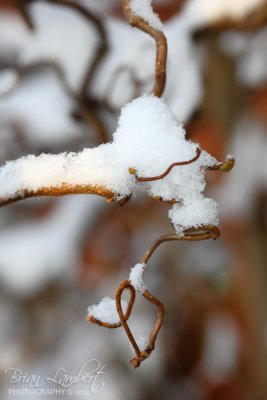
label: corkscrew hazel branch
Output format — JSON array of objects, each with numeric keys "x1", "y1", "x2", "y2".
[{"x1": 86, "y1": 225, "x2": 220, "y2": 368}]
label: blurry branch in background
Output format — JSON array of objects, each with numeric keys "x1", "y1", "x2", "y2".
[
  {"x1": 103, "y1": 65, "x2": 153, "y2": 112},
  {"x1": 195, "y1": 0, "x2": 267, "y2": 37},
  {"x1": 15, "y1": 0, "x2": 35, "y2": 30},
  {"x1": 14, "y1": 0, "x2": 109, "y2": 143},
  {"x1": 121, "y1": 0, "x2": 167, "y2": 97}
]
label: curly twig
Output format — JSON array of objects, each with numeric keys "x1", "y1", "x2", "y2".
[
  {"x1": 129, "y1": 147, "x2": 201, "y2": 182},
  {"x1": 141, "y1": 225, "x2": 220, "y2": 264},
  {"x1": 129, "y1": 288, "x2": 164, "y2": 368},
  {"x1": 121, "y1": 0, "x2": 167, "y2": 97},
  {"x1": 95, "y1": 225, "x2": 220, "y2": 369},
  {"x1": 115, "y1": 279, "x2": 164, "y2": 368}
]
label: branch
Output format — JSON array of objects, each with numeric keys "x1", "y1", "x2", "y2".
[
  {"x1": 0, "y1": 184, "x2": 116, "y2": 208},
  {"x1": 121, "y1": 0, "x2": 167, "y2": 97}
]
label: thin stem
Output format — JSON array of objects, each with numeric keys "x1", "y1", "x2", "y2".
[
  {"x1": 130, "y1": 289, "x2": 164, "y2": 368},
  {"x1": 129, "y1": 147, "x2": 201, "y2": 182},
  {"x1": 141, "y1": 225, "x2": 220, "y2": 264},
  {"x1": 115, "y1": 280, "x2": 165, "y2": 369},
  {"x1": 121, "y1": 0, "x2": 167, "y2": 97},
  {"x1": 116, "y1": 280, "x2": 142, "y2": 357}
]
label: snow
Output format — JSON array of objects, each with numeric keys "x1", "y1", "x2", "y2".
[
  {"x1": 129, "y1": 263, "x2": 147, "y2": 293},
  {"x1": 0, "y1": 95, "x2": 218, "y2": 233},
  {"x1": 169, "y1": 198, "x2": 219, "y2": 236},
  {"x1": 129, "y1": 0, "x2": 163, "y2": 30},
  {"x1": 0, "y1": 69, "x2": 18, "y2": 97},
  {"x1": 87, "y1": 296, "x2": 128, "y2": 324},
  {"x1": 130, "y1": 334, "x2": 149, "y2": 354},
  {"x1": 0, "y1": 72, "x2": 82, "y2": 146}
]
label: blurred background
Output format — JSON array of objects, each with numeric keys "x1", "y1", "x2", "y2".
[{"x1": 0, "y1": 0, "x2": 267, "y2": 399}]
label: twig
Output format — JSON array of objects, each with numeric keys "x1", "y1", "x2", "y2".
[
  {"x1": 115, "y1": 279, "x2": 165, "y2": 368},
  {"x1": 130, "y1": 288, "x2": 164, "y2": 368},
  {"x1": 141, "y1": 225, "x2": 220, "y2": 264},
  {"x1": 129, "y1": 147, "x2": 201, "y2": 182},
  {"x1": 121, "y1": 0, "x2": 167, "y2": 97}
]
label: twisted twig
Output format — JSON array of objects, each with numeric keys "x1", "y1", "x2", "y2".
[
  {"x1": 121, "y1": 0, "x2": 167, "y2": 97},
  {"x1": 141, "y1": 225, "x2": 220, "y2": 264},
  {"x1": 129, "y1": 147, "x2": 201, "y2": 182},
  {"x1": 87, "y1": 224, "x2": 220, "y2": 368},
  {"x1": 115, "y1": 279, "x2": 165, "y2": 368}
]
